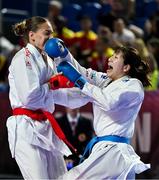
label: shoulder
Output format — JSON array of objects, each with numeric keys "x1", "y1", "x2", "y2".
[
  {"x1": 125, "y1": 78, "x2": 143, "y2": 89},
  {"x1": 75, "y1": 31, "x2": 84, "y2": 38},
  {"x1": 62, "y1": 27, "x2": 75, "y2": 38},
  {"x1": 122, "y1": 78, "x2": 144, "y2": 100},
  {"x1": 11, "y1": 48, "x2": 25, "y2": 65},
  {"x1": 88, "y1": 31, "x2": 98, "y2": 40},
  {"x1": 121, "y1": 77, "x2": 143, "y2": 89},
  {"x1": 123, "y1": 29, "x2": 135, "y2": 39}
]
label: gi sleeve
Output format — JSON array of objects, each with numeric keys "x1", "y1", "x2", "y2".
[
  {"x1": 54, "y1": 52, "x2": 111, "y2": 87},
  {"x1": 52, "y1": 88, "x2": 92, "y2": 109},
  {"x1": 81, "y1": 80, "x2": 144, "y2": 112}
]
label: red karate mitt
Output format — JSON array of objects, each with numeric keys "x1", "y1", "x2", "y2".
[{"x1": 49, "y1": 74, "x2": 74, "y2": 90}]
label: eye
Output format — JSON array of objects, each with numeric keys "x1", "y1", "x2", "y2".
[{"x1": 45, "y1": 30, "x2": 53, "y2": 36}]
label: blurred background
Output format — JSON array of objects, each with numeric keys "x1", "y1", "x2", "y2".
[{"x1": 1, "y1": 0, "x2": 159, "y2": 179}]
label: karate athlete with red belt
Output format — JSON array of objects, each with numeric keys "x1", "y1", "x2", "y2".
[
  {"x1": 6, "y1": 17, "x2": 90, "y2": 179},
  {"x1": 44, "y1": 38, "x2": 151, "y2": 180}
]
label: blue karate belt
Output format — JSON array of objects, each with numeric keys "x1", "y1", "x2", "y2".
[{"x1": 79, "y1": 135, "x2": 130, "y2": 164}]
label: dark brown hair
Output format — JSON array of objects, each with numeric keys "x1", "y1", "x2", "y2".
[
  {"x1": 12, "y1": 16, "x2": 48, "y2": 43},
  {"x1": 115, "y1": 46, "x2": 151, "y2": 87}
]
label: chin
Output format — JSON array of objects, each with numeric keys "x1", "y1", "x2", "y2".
[
  {"x1": 106, "y1": 71, "x2": 111, "y2": 77},
  {"x1": 107, "y1": 73, "x2": 114, "y2": 80}
]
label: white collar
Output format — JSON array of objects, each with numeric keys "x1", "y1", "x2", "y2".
[
  {"x1": 67, "y1": 113, "x2": 80, "y2": 123},
  {"x1": 26, "y1": 43, "x2": 42, "y2": 60}
]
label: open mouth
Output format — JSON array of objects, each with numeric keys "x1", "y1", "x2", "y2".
[{"x1": 107, "y1": 65, "x2": 113, "y2": 70}]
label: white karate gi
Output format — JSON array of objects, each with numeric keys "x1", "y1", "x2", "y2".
[
  {"x1": 7, "y1": 44, "x2": 90, "y2": 179},
  {"x1": 55, "y1": 53, "x2": 150, "y2": 180}
]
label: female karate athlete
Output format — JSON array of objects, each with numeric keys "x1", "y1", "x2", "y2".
[
  {"x1": 44, "y1": 38, "x2": 151, "y2": 179},
  {"x1": 6, "y1": 17, "x2": 90, "y2": 179}
]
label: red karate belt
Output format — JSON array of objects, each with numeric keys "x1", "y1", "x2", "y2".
[{"x1": 13, "y1": 108, "x2": 77, "y2": 153}]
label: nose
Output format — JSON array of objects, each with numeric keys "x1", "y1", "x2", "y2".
[{"x1": 108, "y1": 56, "x2": 112, "y2": 62}]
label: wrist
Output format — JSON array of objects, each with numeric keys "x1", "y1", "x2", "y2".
[
  {"x1": 75, "y1": 76, "x2": 87, "y2": 89},
  {"x1": 60, "y1": 48, "x2": 68, "y2": 58}
]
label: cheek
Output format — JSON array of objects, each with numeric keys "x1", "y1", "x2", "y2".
[
  {"x1": 114, "y1": 64, "x2": 124, "y2": 73},
  {"x1": 37, "y1": 36, "x2": 46, "y2": 45},
  {"x1": 34, "y1": 34, "x2": 42, "y2": 42}
]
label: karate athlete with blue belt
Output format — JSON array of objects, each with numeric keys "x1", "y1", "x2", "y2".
[{"x1": 44, "y1": 38, "x2": 151, "y2": 180}]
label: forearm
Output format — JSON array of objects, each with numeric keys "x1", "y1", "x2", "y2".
[
  {"x1": 53, "y1": 88, "x2": 91, "y2": 109},
  {"x1": 45, "y1": 38, "x2": 110, "y2": 87}
]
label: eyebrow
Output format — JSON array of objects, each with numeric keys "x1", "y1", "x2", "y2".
[{"x1": 45, "y1": 29, "x2": 53, "y2": 33}]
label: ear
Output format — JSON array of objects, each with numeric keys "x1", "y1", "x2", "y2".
[
  {"x1": 29, "y1": 31, "x2": 35, "y2": 42},
  {"x1": 123, "y1": 64, "x2": 131, "y2": 73}
]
